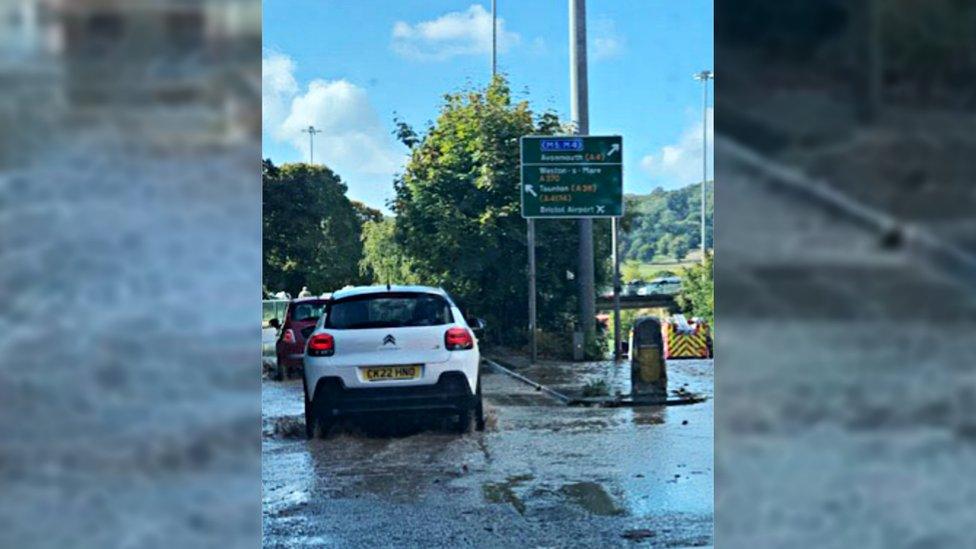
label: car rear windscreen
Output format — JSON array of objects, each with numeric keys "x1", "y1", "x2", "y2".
[
  {"x1": 325, "y1": 293, "x2": 453, "y2": 329},
  {"x1": 291, "y1": 301, "x2": 328, "y2": 322}
]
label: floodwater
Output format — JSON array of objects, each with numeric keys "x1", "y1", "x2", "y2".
[{"x1": 262, "y1": 359, "x2": 713, "y2": 547}]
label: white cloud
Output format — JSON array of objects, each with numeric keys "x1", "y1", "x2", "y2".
[
  {"x1": 640, "y1": 107, "x2": 714, "y2": 187},
  {"x1": 262, "y1": 51, "x2": 298, "y2": 132},
  {"x1": 278, "y1": 79, "x2": 400, "y2": 177},
  {"x1": 391, "y1": 4, "x2": 521, "y2": 61},
  {"x1": 590, "y1": 17, "x2": 624, "y2": 60},
  {"x1": 262, "y1": 51, "x2": 403, "y2": 207}
]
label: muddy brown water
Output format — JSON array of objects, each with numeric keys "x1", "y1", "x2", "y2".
[{"x1": 262, "y1": 360, "x2": 713, "y2": 547}]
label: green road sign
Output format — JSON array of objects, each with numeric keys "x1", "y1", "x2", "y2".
[{"x1": 520, "y1": 135, "x2": 623, "y2": 218}]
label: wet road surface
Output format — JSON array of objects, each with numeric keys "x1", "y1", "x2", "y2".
[{"x1": 262, "y1": 359, "x2": 713, "y2": 547}]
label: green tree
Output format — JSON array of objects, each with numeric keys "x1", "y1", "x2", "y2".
[
  {"x1": 390, "y1": 76, "x2": 610, "y2": 346},
  {"x1": 360, "y1": 217, "x2": 420, "y2": 285},
  {"x1": 263, "y1": 160, "x2": 367, "y2": 295},
  {"x1": 620, "y1": 180, "x2": 713, "y2": 262},
  {"x1": 351, "y1": 200, "x2": 383, "y2": 226},
  {"x1": 677, "y1": 252, "x2": 714, "y2": 325},
  {"x1": 620, "y1": 260, "x2": 643, "y2": 283}
]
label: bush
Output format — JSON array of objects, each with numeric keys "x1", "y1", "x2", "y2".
[{"x1": 677, "y1": 252, "x2": 714, "y2": 326}]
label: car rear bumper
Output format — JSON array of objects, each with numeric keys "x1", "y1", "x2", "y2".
[
  {"x1": 311, "y1": 372, "x2": 476, "y2": 415},
  {"x1": 278, "y1": 353, "x2": 305, "y2": 367},
  {"x1": 304, "y1": 349, "x2": 480, "y2": 393}
]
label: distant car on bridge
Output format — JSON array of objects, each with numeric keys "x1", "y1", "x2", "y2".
[
  {"x1": 622, "y1": 281, "x2": 647, "y2": 296},
  {"x1": 639, "y1": 276, "x2": 682, "y2": 296}
]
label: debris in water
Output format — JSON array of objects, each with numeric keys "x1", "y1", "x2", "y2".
[
  {"x1": 621, "y1": 529, "x2": 656, "y2": 541},
  {"x1": 560, "y1": 482, "x2": 624, "y2": 516},
  {"x1": 263, "y1": 415, "x2": 306, "y2": 439}
]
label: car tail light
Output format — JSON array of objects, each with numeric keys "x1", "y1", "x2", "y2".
[
  {"x1": 282, "y1": 329, "x2": 295, "y2": 344},
  {"x1": 445, "y1": 327, "x2": 474, "y2": 351},
  {"x1": 307, "y1": 333, "x2": 335, "y2": 357}
]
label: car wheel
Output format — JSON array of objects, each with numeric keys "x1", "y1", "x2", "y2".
[
  {"x1": 456, "y1": 408, "x2": 472, "y2": 434},
  {"x1": 274, "y1": 358, "x2": 286, "y2": 381},
  {"x1": 311, "y1": 414, "x2": 331, "y2": 439},
  {"x1": 308, "y1": 387, "x2": 334, "y2": 439},
  {"x1": 303, "y1": 378, "x2": 314, "y2": 439},
  {"x1": 474, "y1": 378, "x2": 485, "y2": 432}
]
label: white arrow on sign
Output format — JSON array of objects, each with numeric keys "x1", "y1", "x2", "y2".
[
  {"x1": 525, "y1": 184, "x2": 537, "y2": 197},
  {"x1": 606, "y1": 143, "x2": 620, "y2": 158}
]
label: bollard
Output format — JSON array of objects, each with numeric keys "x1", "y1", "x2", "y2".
[{"x1": 629, "y1": 317, "x2": 667, "y2": 397}]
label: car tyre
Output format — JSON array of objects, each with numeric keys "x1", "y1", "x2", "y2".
[
  {"x1": 456, "y1": 408, "x2": 472, "y2": 434},
  {"x1": 305, "y1": 381, "x2": 334, "y2": 439},
  {"x1": 474, "y1": 377, "x2": 485, "y2": 432},
  {"x1": 311, "y1": 413, "x2": 332, "y2": 439},
  {"x1": 303, "y1": 378, "x2": 314, "y2": 439}
]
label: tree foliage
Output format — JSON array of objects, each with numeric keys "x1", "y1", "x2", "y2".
[
  {"x1": 360, "y1": 217, "x2": 420, "y2": 286},
  {"x1": 620, "y1": 181, "x2": 713, "y2": 263},
  {"x1": 677, "y1": 252, "x2": 714, "y2": 325},
  {"x1": 389, "y1": 76, "x2": 610, "y2": 344},
  {"x1": 263, "y1": 160, "x2": 368, "y2": 295},
  {"x1": 351, "y1": 200, "x2": 383, "y2": 226}
]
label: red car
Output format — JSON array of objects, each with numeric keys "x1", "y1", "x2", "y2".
[{"x1": 270, "y1": 297, "x2": 329, "y2": 380}]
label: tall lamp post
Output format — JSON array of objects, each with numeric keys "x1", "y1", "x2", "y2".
[
  {"x1": 692, "y1": 70, "x2": 713, "y2": 264},
  {"x1": 302, "y1": 125, "x2": 321, "y2": 165},
  {"x1": 491, "y1": 0, "x2": 497, "y2": 76}
]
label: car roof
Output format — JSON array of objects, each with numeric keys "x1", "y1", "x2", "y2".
[
  {"x1": 292, "y1": 296, "x2": 330, "y2": 303},
  {"x1": 330, "y1": 285, "x2": 451, "y2": 301}
]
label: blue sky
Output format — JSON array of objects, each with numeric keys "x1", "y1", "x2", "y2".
[{"x1": 263, "y1": 0, "x2": 713, "y2": 212}]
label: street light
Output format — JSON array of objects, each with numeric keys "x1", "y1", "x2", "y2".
[
  {"x1": 302, "y1": 125, "x2": 321, "y2": 165},
  {"x1": 491, "y1": 0, "x2": 497, "y2": 77},
  {"x1": 693, "y1": 70, "x2": 713, "y2": 264}
]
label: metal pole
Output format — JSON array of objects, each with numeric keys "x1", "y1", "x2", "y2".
[
  {"x1": 612, "y1": 216, "x2": 621, "y2": 361},
  {"x1": 302, "y1": 125, "x2": 320, "y2": 165},
  {"x1": 528, "y1": 219, "x2": 537, "y2": 363},
  {"x1": 693, "y1": 70, "x2": 712, "y2": 264},
  {"x1": 701, "y1": 79, "x2": 707, "y2": 264},
  {"x1": 491, "y1": 0, "x2": 497, "y2": 77},
  {"x1": 569, "y1": 0, "x2": 595, "y2": 348}
]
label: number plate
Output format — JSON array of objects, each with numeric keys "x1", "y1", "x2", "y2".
[{"x1": 361, "y1": 365, "x2": 421, "y2": 381}]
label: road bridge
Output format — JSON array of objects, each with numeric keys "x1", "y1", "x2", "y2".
[{"x1": 596, "y1": 293, "x2": 680, "y2": 312}]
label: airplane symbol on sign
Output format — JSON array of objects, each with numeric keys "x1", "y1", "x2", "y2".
[{"x1": 596, "y1": 205, "x2": 606, "y2": 213}]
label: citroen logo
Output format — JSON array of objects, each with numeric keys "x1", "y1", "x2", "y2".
[{"x1": 383, "y1": 334, "x2": 396, "y2": 346}]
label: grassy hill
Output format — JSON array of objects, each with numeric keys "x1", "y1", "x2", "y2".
[{"x1": 621, "y1": 181, "x2": 713, "y2": 262}]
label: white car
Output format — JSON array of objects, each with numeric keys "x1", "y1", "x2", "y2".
[
  {"x1": 639, "y1": 276, "x2": 682, "y2": 296},
  {"x1": 302, "y1": 285, "x2": 485, "y2": 438}
]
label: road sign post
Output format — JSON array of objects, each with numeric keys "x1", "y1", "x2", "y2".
[
  {"x1": 612, "y1": 216, "x2": 621, "y2": 361},
  {"x1": 527, "y1": 218, "x2": 537, "y2": 363}
]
